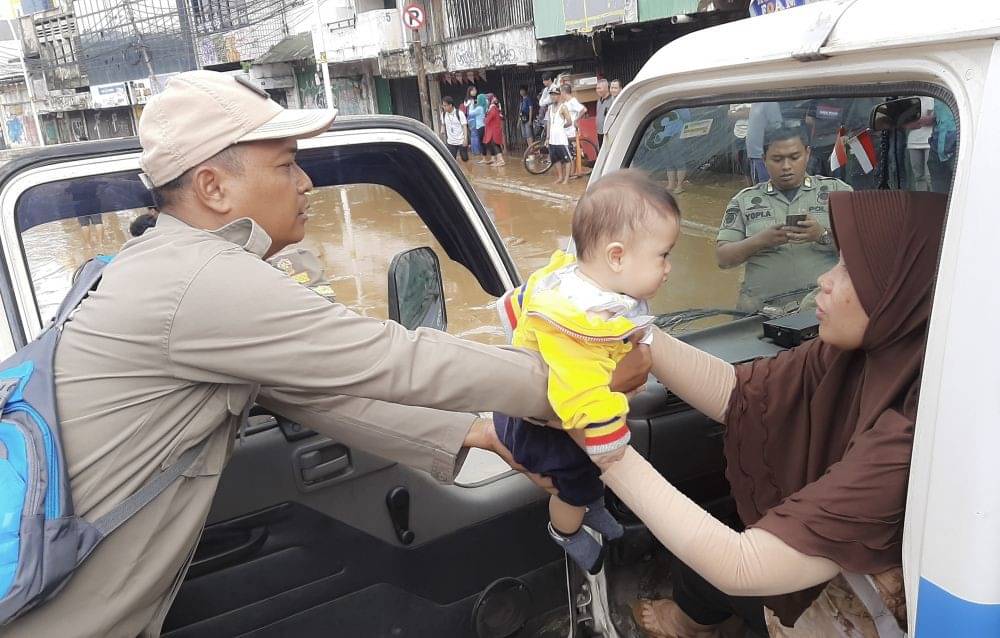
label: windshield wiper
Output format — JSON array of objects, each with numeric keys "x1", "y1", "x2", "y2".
[
  {"x1": 653, "y1": 308, "x2": 754, "y2": 333},
  {"x1": 654, "y1": 286, "x2": 820, "y2": 334}
]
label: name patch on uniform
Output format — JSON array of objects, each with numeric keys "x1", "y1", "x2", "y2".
[{"x1": 746, "y1": 209, "x2": 773, "y2": 221}]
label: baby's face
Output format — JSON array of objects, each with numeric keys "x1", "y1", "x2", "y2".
[{"x1": 617, "y1": 213, "x2": 679, "y2": 301}]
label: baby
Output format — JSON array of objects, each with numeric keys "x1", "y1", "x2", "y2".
[{"x1": 495, "y1": 170, "x2": 680, "y2": 574}]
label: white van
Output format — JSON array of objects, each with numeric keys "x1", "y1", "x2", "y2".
[{"x1": 0, "y1": 0, "x2": 993, "y2": 635}]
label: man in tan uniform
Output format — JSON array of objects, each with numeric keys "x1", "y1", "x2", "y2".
[
  {"x1": 716, "y1": 126, "x2": 852, "y2": 312},
  {"x1": 7, "y1": 71, "x2": 647, "y2": 636}
]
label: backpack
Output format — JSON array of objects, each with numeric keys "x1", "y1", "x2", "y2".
[{"x1": 0, "y1": 257, "x2": 206, "y2": 624}]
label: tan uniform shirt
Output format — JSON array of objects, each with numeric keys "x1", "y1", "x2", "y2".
[
  {"x1": 6, "y1": 214, "x2": 551, "y2": 637},
  {"x1": 717, "y1": 176, "x2": 852, "y2": 311}
]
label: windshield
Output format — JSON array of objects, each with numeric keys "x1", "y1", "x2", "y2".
[{"x1": 627, "y1": 94, "x2": 955, "y2": 334}]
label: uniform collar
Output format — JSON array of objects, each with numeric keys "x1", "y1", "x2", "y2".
[
  {"x1": 156, "y1": 214, "x2": 273, "y2": 258},
  {"x1": 765, "y1": 175, "x2": 814, "y2": 196}
]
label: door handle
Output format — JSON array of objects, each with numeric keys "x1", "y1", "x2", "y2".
[
  {"x1": 300, "y1": 451, "x2": 350, "y2": 483},
  {"x1": 294, "y1": 442, "x2": 353, "y2": 491}
]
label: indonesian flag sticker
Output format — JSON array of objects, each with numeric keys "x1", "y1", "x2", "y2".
[
  {"x1": 848, "y1": 129, "x2": 878, "y2": 174},
  {"x1": 829, "y1": 126, "x2": 848, "y2": 172}
]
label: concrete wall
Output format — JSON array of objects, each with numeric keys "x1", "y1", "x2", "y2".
[
  {"x1": 250, "y1": 63, "x2": 301, "y2": 108},
  {"x1": 0, "y1": 82, "x2": 39, "y2": 147},
  {"x1": 327, "y1": 9, "x2": 404, "y2": 63},
  {"x1": 197, "y1": 15, "x2": 286, "y2": 67},
  {"x1": 446, "y1": 25, "x2": 537, "y2": 71}
]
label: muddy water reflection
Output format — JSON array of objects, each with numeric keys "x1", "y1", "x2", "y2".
[
  {"x1": 297, "y1": 182, "x2": 742, "y2": 344},
  {"x1": 22, "y1": 179, "x2": 742, "y2": 344}
]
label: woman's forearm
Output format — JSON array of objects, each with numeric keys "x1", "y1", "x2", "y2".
[
  {"x1": 648, "y1": 329, "x2": 736, "y2": 423},
  {"x1": 602, "y1": 448, "x2": 839, "y2": 596}
]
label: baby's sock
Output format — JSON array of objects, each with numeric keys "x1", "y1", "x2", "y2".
[
  {"x1": 583, "y1": 499, "x2": 624, "y2": 540},
  {"x1": 548, "y1": 523, "x2": 607, "y2": 575}
]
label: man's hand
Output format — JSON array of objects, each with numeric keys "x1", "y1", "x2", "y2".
[
  {"x1": 464, "y1": 416, "x2": 557, "y2": 495},
  {"x1": 611, "y1": 342, "x2": 651, "y2": 395},
  {"x1": 786, "y1": 215, "x2": 825, "y2": 243},
  {"x1": 754, "y1": 224, "x2": 791, "y2": 250}
]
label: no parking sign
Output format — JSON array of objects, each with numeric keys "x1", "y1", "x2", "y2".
[{"x1": 402, "y1": 4, "x2": 425, "y2": 30}]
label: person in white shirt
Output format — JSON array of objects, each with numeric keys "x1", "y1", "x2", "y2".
[
  {"x1": 537, "y1": 73, "x2": 557, "y2": 141},
  {"x1": 546, "y1": 86, "x2": 573, "y2": 185},
  {"x1": 439, "y1": 96, "x2": 469, "y2": 163},
  {"x1": 561, "y1": 83, "x2": 588, "y2": 177}
]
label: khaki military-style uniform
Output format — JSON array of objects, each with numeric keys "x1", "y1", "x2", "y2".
[
  {"x1": 7, "y1": 214, "x2": 552, "y2": 637},
  {"x1": 717, "y1": 175, "x2": 853, "y2": 311},
  {"x1": 268, "y1": 246, "x2": 337, "y2": 302}
]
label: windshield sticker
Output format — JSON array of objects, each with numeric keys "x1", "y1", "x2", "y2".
[{"x1": 680, "y1": 119, "x2": 714, "y2": 139}]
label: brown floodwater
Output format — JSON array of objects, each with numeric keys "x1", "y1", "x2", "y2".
[{"x1": 22, "y1": 165, "x2": 745, "y2": 343}]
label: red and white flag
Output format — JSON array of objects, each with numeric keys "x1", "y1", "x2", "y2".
[
  {"x1": 829, "y1": 127, "x2": 848, "y2": 172},
  {"x1": 847, "y1": 129, "x2": 877, "y2": 174}
]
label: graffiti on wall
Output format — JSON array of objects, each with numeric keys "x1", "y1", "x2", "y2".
[
  {"x1": 198, "y1": 18, "x2": 283, "y2": 67},
  {"x1": 446, "y1": 26, "x2": 536, "y2": 71},
  {"x1": 294, "y1": 64, "x2": 326, "y2": 109},
  {"x1": 331, "y1": 77, "x2": 369, "y2": 115},
  {"x1": 4, "y1": 109, "x2": 39, "y2": 147}
]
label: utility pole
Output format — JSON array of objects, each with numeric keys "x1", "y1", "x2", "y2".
[
  {"x1": 411, "y1": 27, "x2": 430, "y2": 127},
  {"x1": 121, "y1": 0, "x2": 161, "y2": 93},
  {"x1": 311, "y1": 0, "x2": 334, "y2": 110},
  {"x1": 10, "y1": 15, "x2": 45, "y2": 146}
]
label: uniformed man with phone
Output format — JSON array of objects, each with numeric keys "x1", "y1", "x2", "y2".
[{"x1": 715, "y1": 126, "x2": 853, "y2": 312}]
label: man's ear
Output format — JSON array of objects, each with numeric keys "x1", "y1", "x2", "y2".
[
  {"x1": 189, "y1": 165, "x2": 232, "y2": 215},
  {"x1": 606, "y1": 242, "x2": 626, "y2": 272}
]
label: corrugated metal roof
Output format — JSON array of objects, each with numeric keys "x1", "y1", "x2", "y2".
[{"x1": 255, "y1": 32, "x2": 315, "y2": 65}]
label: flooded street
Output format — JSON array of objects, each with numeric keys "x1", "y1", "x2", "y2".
[{"x1": 23, "y1": 158, "x2": 744, "y2": 343}]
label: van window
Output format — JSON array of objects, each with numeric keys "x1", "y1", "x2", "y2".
[
  {"x1": 16, "y1": 177, "x2": 497, "y2": 342},
  {"x1": 628, "y1": 94, "x2": 955, "y2": 331}
]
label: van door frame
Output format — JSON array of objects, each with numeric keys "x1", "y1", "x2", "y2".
[{"x1": 597, "y1": 40, "x2": 990, "y2": 631}]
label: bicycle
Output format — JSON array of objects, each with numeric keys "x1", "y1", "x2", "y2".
[{"x1": 522, "y1": 136, "x2": 600, "y2": 176}]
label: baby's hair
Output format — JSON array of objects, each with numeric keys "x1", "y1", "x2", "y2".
[{"x1": 572, "y1": 170, "x2": 681, "y2": 261}]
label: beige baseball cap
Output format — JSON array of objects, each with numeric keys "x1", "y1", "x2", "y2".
[{"x1": 138, "y1": 70, "x2": 337, "y2": 187}]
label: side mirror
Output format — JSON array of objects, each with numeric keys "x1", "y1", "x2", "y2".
[
  {"x1": 870, "y1": 97, "x2": 923, "y2": 132},
  {"x1": 388, "y1": 247, "x2": 448, "y2": 332}
]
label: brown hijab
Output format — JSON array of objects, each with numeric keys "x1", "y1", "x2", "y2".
[{"x1": 723, "y1": 191, "x2": 947, "y2": 621}]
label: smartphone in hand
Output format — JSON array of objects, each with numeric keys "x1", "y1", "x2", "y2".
[{"x1": 785, "y1": 214, "x2": 807, "y2": 227}]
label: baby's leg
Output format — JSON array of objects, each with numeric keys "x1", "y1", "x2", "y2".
[
  {"x1": 548, "y1": 494, "x2": 607, "y2": 575},
  {"x1": 550, "y1": 493, "x2": 585, "y2": 536}
]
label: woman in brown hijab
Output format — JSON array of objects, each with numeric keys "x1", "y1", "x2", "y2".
[{"x1": 599, "y1": 190, "x2": 948, "y2": 637}]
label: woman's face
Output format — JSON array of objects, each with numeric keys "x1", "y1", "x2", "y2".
[{"x1": 815, "y1": 257, "x2": 870, "y2": 349}]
